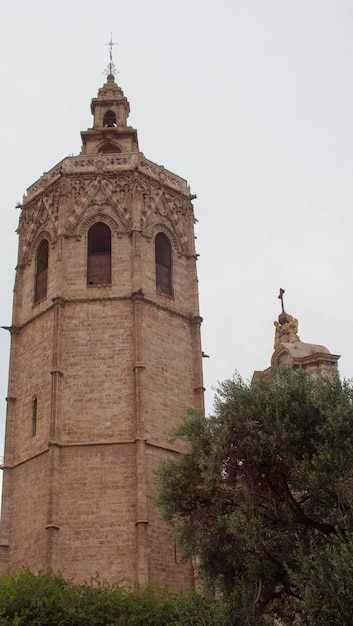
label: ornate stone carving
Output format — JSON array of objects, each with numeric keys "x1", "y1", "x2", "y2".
[
  {"x1": 17, "y1": 185, "x2": 60, "y2": 265},
  {"x1": 66, "y1": 179, "x2": 130, "y2": 235},
  {"x1": 149, "y1": 223, "x2": 181, "y2": 253},
  {"x1": 17, "y1": 161, "x2": 193, "y2": 267},
  {"x1": 142, "y1": 189, "x2": 192, "y2": 254},
  {"x1": 103, "y1": 174, "x2": 135, "y2": 227},
  {"x1": 274, "y1": 314, "x2": 300, "y2": 349}
]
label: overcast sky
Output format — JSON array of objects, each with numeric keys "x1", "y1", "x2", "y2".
[{"x1": 1, "y1": 0, "x2": 353, "y2": 463}]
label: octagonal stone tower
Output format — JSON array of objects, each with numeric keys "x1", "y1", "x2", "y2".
[{"x1": 0, "y1": 73, "x2": 204, "y2": 590}]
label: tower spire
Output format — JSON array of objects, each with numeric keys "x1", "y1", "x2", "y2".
[
  {"x1": 81, "y1": 42, "x2": 139, "y2": 155},
  {"x1": 104, "y1": 34, "x2": 118, "y2": 77}
]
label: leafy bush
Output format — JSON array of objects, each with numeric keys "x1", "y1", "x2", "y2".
[{"x1": 0, "y1": 570, "x2": 227, "y2": 625}]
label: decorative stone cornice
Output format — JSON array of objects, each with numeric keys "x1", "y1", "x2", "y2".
[
  {"x1": 23, "y1": 154, "x2": 190, "y2": 205},
  {"x1": 7, "y1": 294, "x2": 200, "y2": 334}
]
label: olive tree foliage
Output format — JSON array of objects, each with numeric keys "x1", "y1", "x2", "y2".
[{"x1": 156, "y1": 365, "x2": 353, "y2": 624}]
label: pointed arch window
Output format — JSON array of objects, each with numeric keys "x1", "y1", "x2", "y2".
[
  {"x1": 35, "y1": 239, "x2": 49, "y2": 303},
  {"x1": 87, "y1": 222, "x2": 112, "y2": 285},
  {"x1": 155, "y1": 233, "x2": 172, "y2": 295}
]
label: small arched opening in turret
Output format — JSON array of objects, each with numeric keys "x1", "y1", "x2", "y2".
[
  {"x1": 87, "y1": 222, "x2": 112, "y2": 285},
  {"x1": 103, "y1": 110, "x2": 117, "y2": 127},
  {"x1": 97, "y1": 142, "x2": 122, "y2": 154},
  {"x1": 155, "y1": 233, "x2": 172, "y2": 296},
  {"x1": 34, "y1": 239, "x2": 49, "y2": 303}
]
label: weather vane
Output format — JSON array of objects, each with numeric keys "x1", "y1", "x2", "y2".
[{"x1": 104, "y1": 34, "x2": 118, "y2": 77}]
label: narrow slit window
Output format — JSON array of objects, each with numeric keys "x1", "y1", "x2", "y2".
[
  {"x1": 87, "y1": 222, "x2": 112, "y2": 285},
  {"x1": 174, "y1": 537, "x2": 177, "y2": 564},
  {"x1": 35, "y1": 240, "x2": 49, "y2": 303},
  {"x1": 155, "y1": 233, "x2": 172, "y2": 295},
  {"x1": 32, "y1": 397, "x2": 37, "y2": 437}
]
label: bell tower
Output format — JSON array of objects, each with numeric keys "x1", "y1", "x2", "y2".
[{"x1": 0, "y1": 61, "x2": 204, "y2": 589}]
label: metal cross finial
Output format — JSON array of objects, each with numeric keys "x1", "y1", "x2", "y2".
[
  {"x1": 278, "y1": 288, "x2": 285, "y2": 313},
  {"x1": 104, "y1": 34, "x2": 118, "y2": 76}
]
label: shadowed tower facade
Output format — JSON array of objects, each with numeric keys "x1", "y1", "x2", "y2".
[{"x1": 0, "y1": 68, "x2": 204, "y2": 589}]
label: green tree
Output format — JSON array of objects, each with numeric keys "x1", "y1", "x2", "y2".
[{"x1": 156, "y1": 365, "x2": 353, "y2": 624}]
